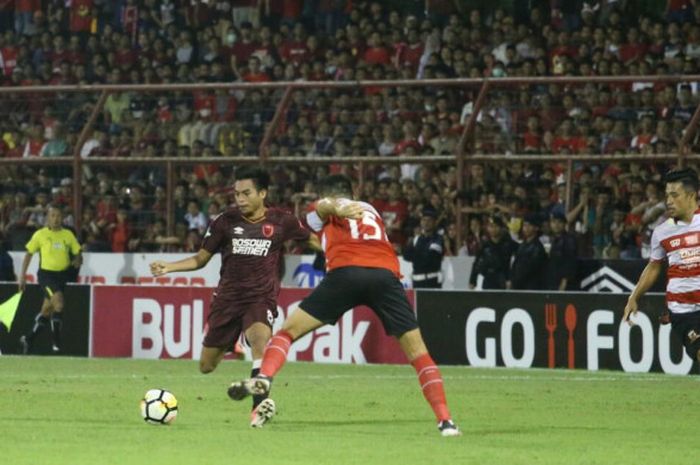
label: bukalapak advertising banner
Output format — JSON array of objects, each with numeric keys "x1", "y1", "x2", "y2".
[
  {"x1": 91, "y1": 286, "x2": 409, "y2": 364},
  {"x1": 416, "y1": 291, "x2": 695, "y2": 375}
]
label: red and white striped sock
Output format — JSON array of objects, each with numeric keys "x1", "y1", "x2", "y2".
[
  {"x1": 411, "y1": 353, "x2": 451, "y2": 422},
  {"x1": 259, "y1": 330, "x2": 294, "y2": 378}
]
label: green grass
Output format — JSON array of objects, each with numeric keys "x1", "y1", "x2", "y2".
[{"x1": 0, "y1": 357, "x2": 697, "y2": 465}]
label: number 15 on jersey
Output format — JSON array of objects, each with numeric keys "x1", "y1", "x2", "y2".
[{"x1": 347, "y1": 211, "x2": 388, "y2": 241}]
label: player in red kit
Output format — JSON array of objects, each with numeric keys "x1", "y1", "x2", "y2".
[
  {"x1": 228, "y1": 175, "x2": 460, "y2": 437},
  {"x1": 150, "y1": 167, "x2": 318, "y2": 428}
]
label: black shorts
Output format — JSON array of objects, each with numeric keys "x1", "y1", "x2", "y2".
[
  {"x1": 37, "y1": 269, "x2": 69, "y2": 298},
  {"x1": 203, "y1": 297, "x2": 277, "y2": 350},
  {"x1": 300, "y1": 266, "x2": 418, "y2": 337},
  {"x1": 670, "y1": 311, "x2": 700, "y2": 360}
]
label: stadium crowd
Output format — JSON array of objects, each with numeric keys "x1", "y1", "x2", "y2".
[{"x1": 0, "y1": 0, "x2": 699, "y2": 271}]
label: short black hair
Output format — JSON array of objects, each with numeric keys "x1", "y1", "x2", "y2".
[
  {"x1": 318, "y1": 174, "x2": 353, "y2": 198},
  {"x1": 489, "y1": 214, "x2": 506, "y2": 228},
  {"x1": 664, "y1": 168, "x2": 699, "y2": 196},
  {"x1": 235, "y1": 166, "x2": 270, "y2": 191}
]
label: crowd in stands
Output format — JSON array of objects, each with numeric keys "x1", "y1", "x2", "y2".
[{"x1": 0, "y1": 0, "x2": 699, "y2": 268}]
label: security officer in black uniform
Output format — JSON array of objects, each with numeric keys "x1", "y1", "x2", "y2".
[
  {"x1": 546, "y1": 212, "x2": 578, "y2": 290},
  {"x1": 469, "y1": 214, "x2": 518, "y2": 290},
  {"x1": 403, "y1": 209, "x2": 444, "y2": 289},
  {"x1": 509, "y1": 213, "x2": 548, "y2": 290}
]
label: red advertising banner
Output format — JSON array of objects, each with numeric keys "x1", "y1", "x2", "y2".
[{"x1": 91, "y1": 286, "x2": 410, "y2": 364}]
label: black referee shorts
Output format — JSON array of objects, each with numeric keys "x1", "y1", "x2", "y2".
[
  {"x1": 37, "y1": 269, "x2": 69, "y2": 299},
  {"x1": 300, "y1": 266, "x2": 418, "y2": 337},
  {"x1": 670, "y1": 311, "x2": 700, "y2": 360}
]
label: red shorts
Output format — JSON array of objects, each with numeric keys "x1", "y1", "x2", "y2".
[{"x1": 202, "y1": 297, "x2": 277, "y2": 349}]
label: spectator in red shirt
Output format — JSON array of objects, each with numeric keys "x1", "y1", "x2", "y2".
[
  {"x1": 70, "y1": 0, "x2": 93, "y2": 34},
  {"x1": 362, "y1": 31, "x2": 390, "y2": 66},
  {"x1": 0, "y1": 37, "x2": 18, "y2": 76},
  {"x1": 549, "y1": 31, "x2": 577, "y2": 68},
  {"x1": 630, "y1": 115, "x2": 655, "y2": 151},
  {"x1": 22, "y1": 123, "x2": 43, "y2": 158},
  {"x1": 521, "y1": 115, "x2": 543, "y2": 153},
  {"x1": 537, "y1": 94, "x2": 566, "y2": 132},
  {"x1": 109, "y1": 208, "x2": 131, "y2": 252},
  {"x1": 394, "y1": 121, "x2": 421, "y2": 155},
  {"x1": 604, "y1": 120, "x2": 631, "y2": 153},
  {"x1": 551, "y1": 119, "x2": 586, "y2": 154},
  {"x1": 118, "y1": 0, "x2": 138, "y2": 40},
  {"x1": 619, "y1": 27, "x2": 648, "y2": 64},
  {"x1": 398, "y1": 28, "x2": 424, "y2": 71},
  {"x1": 381, "y1": 180, "x2": 409, "y2": 251},
  {"x1": 280, "y1": 22, "x2": 309, "y2": 66},
  {"x1": 230, "y1": 21, "x2": 258, "y2": 69},
  {"x1": 241, "y1": 56, "x2": 270, "y2": 82},
  {"x1": 249, "y1": 25, "x2": 277, "y2": 69}
]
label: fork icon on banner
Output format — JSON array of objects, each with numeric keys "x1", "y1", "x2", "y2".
[{"x1": 544, "y1": 303, "x2": 557, "y2": 368}]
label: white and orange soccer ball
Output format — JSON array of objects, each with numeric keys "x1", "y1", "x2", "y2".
[{"x1": 140, "y1": 389, "x2": 178, "y2": 425}]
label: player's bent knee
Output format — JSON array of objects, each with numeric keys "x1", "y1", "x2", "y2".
[
  {"x1": 281, "y1": 307, "x2": 322, "y2": 340},
  {"x1": 397, "y1": 328, "x2": 429, "y2": 361}
]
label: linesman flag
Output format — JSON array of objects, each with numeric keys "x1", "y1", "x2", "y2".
[{"x1": 0, "y1": 292, "x2": 22, "y2": 331}]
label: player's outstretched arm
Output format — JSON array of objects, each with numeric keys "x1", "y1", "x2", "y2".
[
  {"x1": 150, "y1": 249, "x2": 213, "y2": 276},
  {"x1": 316, "y1": 198, "x2": 364, "y2": 221},
  {"x1": 307, "y1": 234, "x2": 323, "y2": 252},
  {"x1": 623, "y1": 260, "x2": 662, "y2": 325}
]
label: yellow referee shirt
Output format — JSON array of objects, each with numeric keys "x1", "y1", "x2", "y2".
[{"x1": 25, "y1": 227, "x2": 81, "y2": 272}]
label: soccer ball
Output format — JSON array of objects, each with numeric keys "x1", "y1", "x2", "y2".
[{"x1": 140, "y1": 389, "x2": 178, "y2": 425}]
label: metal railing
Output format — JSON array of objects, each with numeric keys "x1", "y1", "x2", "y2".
[{"x1": 1, "y1": 75, "x2": 699, "y2": 246}]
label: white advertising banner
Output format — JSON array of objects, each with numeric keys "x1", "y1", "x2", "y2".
[{"x1": 9, "y1": 252, "x2": 473, "y2": 289}]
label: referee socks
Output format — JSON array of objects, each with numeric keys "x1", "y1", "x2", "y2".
[
  {"x1": 27, "y1": 314, "x2": 50, "y2": 343},
  {"x1": 51, "y1": 313, "x2": 63, "y2": 349}
]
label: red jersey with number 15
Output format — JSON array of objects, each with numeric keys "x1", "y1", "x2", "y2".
[{"x1": 307, "y1": 200, "x2": 400, "y2": 276}]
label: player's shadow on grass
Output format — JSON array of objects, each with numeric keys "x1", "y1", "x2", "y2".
[
  {"x1": 472, "y1": 425, "x2": 616, "y2": 436},
  {"x1": 2, "y1": 416, "x2": 142, "y2": 428},
  {"x1": 273, "y1": 419, "x2": 426, "y2": 428}
]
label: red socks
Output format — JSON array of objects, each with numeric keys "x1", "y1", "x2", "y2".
[
  {"x1": 260, "y1": 333, "x2": 451, "y2": 422},
  {"x1": 259, "y1": 330, "x2": 294, "y2": 378},
  {"x1": 411, "y1": 353, "x2": 451, "y2": 422}
]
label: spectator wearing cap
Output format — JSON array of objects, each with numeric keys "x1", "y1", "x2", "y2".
[
  {"x1": 403, "y1": 208, "x2": 444, "y2": 289},
  {"x1": 509, "y1": 214, "x2": 548, "y2": 290},
  {"x1": 546, "y1": 212, "x2": 578, "y2": 290},
  {"x1": 469, "y1": 214, "x2": 517, "y2": 290}
]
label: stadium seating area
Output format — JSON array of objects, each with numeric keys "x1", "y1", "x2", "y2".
[{"x1": 0, "y1": 1, "x2": 699, "y2": 262}]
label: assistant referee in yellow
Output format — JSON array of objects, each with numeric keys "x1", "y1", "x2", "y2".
[{"x1": 18, "y1": 205, "x2": 82, "y2": 354}]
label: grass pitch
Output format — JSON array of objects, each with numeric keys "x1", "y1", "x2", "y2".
[{"x1": 1, "y1": 357, "x2": 697, "y2": 465}]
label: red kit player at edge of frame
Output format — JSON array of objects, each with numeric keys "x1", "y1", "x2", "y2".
[
  {"x1": 150, "y1": 167, "x2": 321, "y2": 428},
  {"x1": 228, "y1": 174, "x2": 461, "y2": 437}
]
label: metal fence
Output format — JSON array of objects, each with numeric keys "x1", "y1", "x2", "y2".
[{"x1": 1, "y1": 76, "x2": 699, "y2": 247}]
